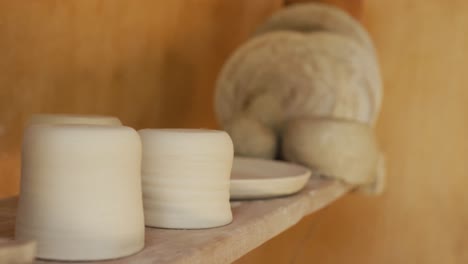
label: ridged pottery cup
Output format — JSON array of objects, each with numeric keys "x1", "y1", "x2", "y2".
[{"x1": 139, "y1": 129, "x2": 233, "y2": 229}]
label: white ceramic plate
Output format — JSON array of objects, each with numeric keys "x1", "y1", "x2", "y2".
[{"x1": 230, "y1": 157, "x2": 311, "y2": 200}]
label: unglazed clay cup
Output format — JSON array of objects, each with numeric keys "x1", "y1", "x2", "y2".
[
  {"x1": 15, "y1": 124, "x2": 144, "y2": 261},
  {"x1": 139, "y1": 129, "x2": 233, "y2": 229},
  {"x1": 28, "y1": 114, "x2": 122, "y2": 126}
]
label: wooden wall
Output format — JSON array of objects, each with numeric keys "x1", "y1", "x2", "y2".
[
  {"x1": 0, "y1": 0, "x2": 282, "y2": 198},
  {"x1": 1, "y1": 0, "x2": 467, "y2": 263},
  {"x1": 237, "y1": 0, "x2": 468, "y2": 263}
]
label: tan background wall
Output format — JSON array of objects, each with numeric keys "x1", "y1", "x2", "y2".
[
  {"x1": 1, "y1": 0, "x2": 467, "y2": 263},
  {"x1": 0, "y1": 0, "x2": 282, "y2": 198}
]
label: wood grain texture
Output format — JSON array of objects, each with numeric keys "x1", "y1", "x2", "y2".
[
  {"x1": 0, "y1": 238, "x2": 36, "y2": 264},
  {"x1": 0, "y1": 178, "x2": 350, "y2": 264},
  {"x1": 284, "y1": 0, "x2": 363, "y2": 20},
  {"x1": 0, "y1": 0, "x2": 282, "y2": 198},
  {"x1": 237, "y1": 0, "x2": 468, "y2": 263}
]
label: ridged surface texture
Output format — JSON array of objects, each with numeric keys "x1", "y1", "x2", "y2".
[{"x1": 140, "y1": 129, "x2": 234, "y2": 229}]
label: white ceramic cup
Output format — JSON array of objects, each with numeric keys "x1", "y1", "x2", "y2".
[
  {"x1": 28, "y1": 114, "x2": 122, "y2": 126},
  {"x1": 15, "y1": 124, "x2": 144, "y2": 261},
  {"x1": 139, "y1": 129, "x2": 233, "y2": 229}
]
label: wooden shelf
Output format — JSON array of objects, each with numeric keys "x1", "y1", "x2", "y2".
[{"x1": 0, "y1": 177, "x2": 350, "y2": 263}]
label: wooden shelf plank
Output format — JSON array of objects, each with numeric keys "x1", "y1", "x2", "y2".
[{"x1": 0, "y1": 177, "x2": 350, "y2": 263}]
